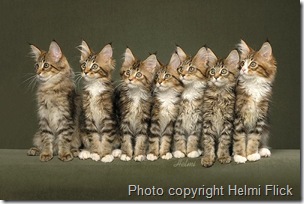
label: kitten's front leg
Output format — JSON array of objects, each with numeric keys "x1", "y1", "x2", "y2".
[
  {"x1": 159, "y1": 121, "x2": 174, "y2": 160},
  {"x1": 147, "y1": 118, "x2": 160, "y2": 161},
  {"x1": 99, "y1": 120, "x2": 117, "y2": 163},
  {"x1": 246, "y1": 119, "x2": 264, "y2": 162},
  {"x1": 217, "y1": 121, "x2": 232, "y2": 164},
  {"x1": 233, "y1": 117, "x2": 247, "y2": 164},
  {"x1": 134, "y1": 124, "x2": 148, "y2": 162},
  {"x1": 173, "y1": 119, "x2": 186, "y2": 158},
  {"x1": 56, "y1": 122, "x2": 76, "y2": 162},
  {"x1": 187, "y1": 122, "x2": 202, "y2": 158},
  {"x1": 35, "y1": 130, "x2": 54, "y2": 162},
  {"x1": 201, "y1": 121, "x2": 216, "y2": 167},
  {"x1": 120, "y1": 124, "x2": 133, "y2": 161}
]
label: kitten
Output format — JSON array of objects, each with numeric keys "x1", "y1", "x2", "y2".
[
  {"x1": 201, "y1": 49, "x2": 240, "y2": 167},
  {"x1": 233, "y1": 40, "x2": 277, "y2": 163},
  {"x1": 77, "y1": 40, "x2": 117, "y2": 162},
  {"x1": 147, "y1": 52, "x2": 183, "y2": 161},
  {"x1": 27, "y1": 41, "x2": 81, "y2": 162},
  {"x1": 173, "y1": 46, "x2": 217, "y2": 158},
  {"x1": 115, "y1": 48, "x2": 158, "y2": 161}
]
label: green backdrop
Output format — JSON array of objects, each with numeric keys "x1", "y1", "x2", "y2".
[{"x1": 0, "y1": 0, "x2": 300, "y2": 149}]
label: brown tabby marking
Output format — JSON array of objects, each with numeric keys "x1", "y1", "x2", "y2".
[
  {"x1": 233, "y1": 40, "x2": 277, "y2": 163},
  {"x1": 147, "y1": 53, "x2": 183, "y2": 161},
  {"x1": 201, "y1": 49, "x2": 239, "y2": 167},
  {"x1": 77, "y1": 40, "x2": 117, "y2": 162},
  {"x1": 27, "y1": 41, "x2": 81, "y2": 162},
  {"x1": 173, "y1": 46, "x2": 217, "y2": 158},
  {"x1": 115, "y1": 48, "x2": 158, "y2": 161}
]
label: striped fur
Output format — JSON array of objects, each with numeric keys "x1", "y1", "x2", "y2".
[
  {"x1": 78, "y1": 40, "x2": 118, "y2": 162},
  {"x1": 27, "y1": 41, "x2": 81, "y2": 162},
  {"x1": 201, "y1": 49, "x2": 239, "y2": 167},
  {"x1": 115, "y1": 48, "x2": 158, "y2": 161},
  {"x1": 233, "y1": 40, "x2": 277, "y2": 163},
  {"x1": 173, "y1": 46, "x2": 217, "y2": 158},
  {"x1": 147, "y1": 53, "x2": 183, "y2": 161}
]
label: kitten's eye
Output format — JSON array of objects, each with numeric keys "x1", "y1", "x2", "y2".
[
  {"x1": 164, "y1": 74, "x2": 171, "y2": 79},
  {"x1": 250, "y1": 61, "x2": 257, "y2": 68},
  {"x1": 136, "y1": 72, "x2": 142, "y2": 78},
  {"x1": 81, "y1": 63, "x2": 86, "y2": 69},
  {"x1": 91, "y1": 64, "x2": 99, "y2": 70},
  {"x1": 125, "y1": 70, "x2": 130, "y2": 76},
  {"x1": 210, "y1": 68, "x2": 216, "y2": 75},
  {"x1": 34, "y1": 63, "x2": 39, "y2": 70},
  {"x1": 43, "y1": 63, "x2": 50, "y2": 69},
  {"x1": 221, "y1": 69, "x2": 228, "y2": 75},
  {"x1": 188, "y1": 66, "x2": 195, "y2": 72},
  {"x1": 240, "y1": 61, "x2": 245, "y2": 67}
]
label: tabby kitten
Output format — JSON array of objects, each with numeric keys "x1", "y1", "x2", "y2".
[
  {"x1": 27, "y1": 41, "x2": 80, "y2": 162},
  {"x1": 173, "y1": 46, "x2": 217, "y2": 158},
  {"x1": 201, "y1": 49, "x2": 239, "y2": 167},
  {"x1": 77, "y1": 40, "x2": 117, "y2": 162},
  {"x1": 147, "y1": 52, "x2": 183, "y2": 161},
  {"x1": 233, "y1": 40, "x2": 277, "y2": 163},
  {"x1": 115, "y1": 48, "x2": 158, "y2": 161}
]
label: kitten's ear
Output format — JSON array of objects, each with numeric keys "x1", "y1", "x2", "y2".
[
  {"x1": 143, "y1": 54, "x2": 157, "y2": 73},
  {"x1": 258, "y1": 42, "x2": 272, "y2": 61},
  {"x1": 176, "y1": 46, "x2": 187, "y2": 62},
  {"x1": 49, "y1": 41, "x2": 62, "y2": 63},
  {"x1": 237, "y1": 39, "x2": 250, "y2": 59},
  {"x1": 168, "y1": 53, "x2": 181, "y2": 71},
  {"x1": 78, "y1": 40, "x2": 92, "y2": 62},
  {"x1": 29, "y1": 44, "x2": 41, "y2": 61},
  {"x1": 97, "y1": 44, "x2": 113, "y2": 64},
  {"x1": 225, "y1": 50, "x2": 240, "y2": 69},
  {"x1": 122, "y1": 48, "x2": 136, "y2": 67},
  {"x1": 192, "y1": 47, "x2": 217, "y2": 67}
]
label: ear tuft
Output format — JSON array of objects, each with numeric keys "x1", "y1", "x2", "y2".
[
  {"x1": 78, "y1": 40, "x2": 92, "y2": 62},
  {"x1": 236, "y1": 39, "x2": 250, "y2": 59},
  {"x1": 49, "y1": 41, "x2": 62, "y2": 63},
  {"x1": 122, "y1": 48, "x2": 136, "y2": 67},
  {"x1": 29, "y1": 44, "x2": 41, "y2": 61}
]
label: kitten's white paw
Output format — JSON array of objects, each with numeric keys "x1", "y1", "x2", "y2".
[
  {"x1": 78, "y1": 150, "x2": 91, "y2": 160},
  {"x1": 173, "y1": 151, "x2": 185, "y2": 158},
  {"x1": 161, "y1": 153, "x2": 173, "y2": 160},
  {"x1": 247, "y1": 153, "x2": 261, "y2": 162},
  {"x1": 112, "y1": 149, "x2": 122, "y2": 158},
  {"x1": 101, "y1": 155, "x2": 114, "y2": 163},
  {"x1": 187, "y1": 151, "x2": 200, "y2": 158},
  {"x1": 198, "y1": 149, "x2": 202, "y2": 156},
  {"x1": 134, "y1": 155, "x2": 146, "y2": 162},
  {"x1": 90, "y1": 153, "x2": 101, "y2": 161},
  {"x1": 259, "y1": 148, "x2": 271, "y2": 157},
  {"x1": 234, "y1": 155, "x2": 247, "y2": 163},
  {"x1": 120, "y1": 154, "x2": 131, "y2": 161},
  {"x1": 147, "y1": 154, "x2": 158, "y2": 161}
]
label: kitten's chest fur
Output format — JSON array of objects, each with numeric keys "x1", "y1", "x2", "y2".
[
  {"x1": 238, "y1": 77, "x2": 272, "y2": 129},
  {"x1": 157, "y1": 90, "x2": 180, "y2": 131},
  {"x1": 83, "y1": 82, "x2": 108, "y2": 128},
  {"x1": 37, "y1": 89, "x2": 70, "y2": 133},
  {"x1": 179, "y1": 84, "x2": 205, "y2": 133}
]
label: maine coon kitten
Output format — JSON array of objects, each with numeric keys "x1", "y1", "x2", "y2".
[
  {"x1": 27, "y1": 41, "x2": 80, "y2": 162},
  {"x1": 115, "y1": 48, "x2": 158, "y2": 161},
  {"x1": 201, "y1": 49, "x2": 240, "y2": 167},
  {"x1": 77, "y1": 40, "x2": 117, "y2": 162},
  {"x1": 173, "y1": 46, "x2": 217, "y2": 158},
  {"x1": 147, "y1": 52, "x2": 183, "y2": 161},
  {"x1": 233, "y1": 40, "x2": 277, "y2": 163}
]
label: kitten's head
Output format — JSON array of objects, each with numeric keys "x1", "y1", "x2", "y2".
[
  {"x1": 78, "y1": 40, "x2": 115, "y2": 82},
  {"x1": 206, "y1": 49, "x2": 240, "y2": 88},
  {"x1": 29, "y1": 41, "x2": 72, "y2": 83},
  {"x1": 154, "y1": 53, "x2": 183, "y2": 92},
  {"x1": 237, "y1": 40, "x2": 277, "y2": 82},
  {"x1": 177, "y1": 46, "x2": 217, "y2": 85},
  {"x1": 120, "y1": 48, "x2": 157, "y2": 89}
]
